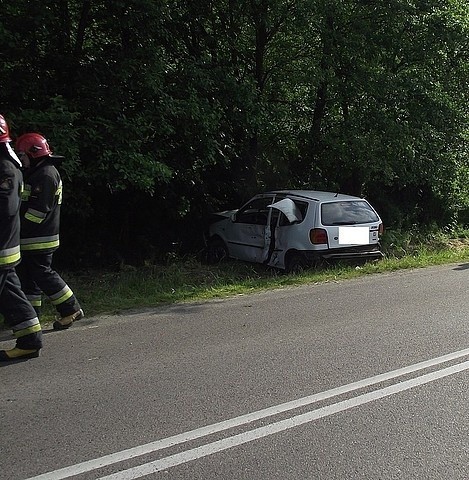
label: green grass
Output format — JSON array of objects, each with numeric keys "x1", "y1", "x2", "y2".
[
  {"x1": 3, "y1": 231, "x2": 469, "y2": 326},
  {"x1": 53, "y1": 234, "x2": 469, "y2": 322}
]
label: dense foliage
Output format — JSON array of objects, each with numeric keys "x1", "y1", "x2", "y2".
[{"x1": 1, "y1": 0, "x2": 467, "y2": 267}]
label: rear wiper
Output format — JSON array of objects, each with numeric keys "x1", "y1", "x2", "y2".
[{"x1": 331, "y1": 221, "x2": 359, "y2": 225}]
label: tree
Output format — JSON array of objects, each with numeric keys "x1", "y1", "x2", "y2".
[{"x1": 0, "y1": 0, "x2": 467, "y2": 266}]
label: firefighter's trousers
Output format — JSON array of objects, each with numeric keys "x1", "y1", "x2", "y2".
[
  {"x1": 0, "y1": 268, "x2": 43, "y2": 349},
  {"x1": 17, "y1": 252, "x2": 81, "y2": 318}
]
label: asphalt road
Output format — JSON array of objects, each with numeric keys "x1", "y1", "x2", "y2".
[{"x1": 1, "y1": 263, "x2": 469, "y2": 480}]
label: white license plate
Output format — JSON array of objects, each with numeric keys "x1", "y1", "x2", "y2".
[{"x1": 338, "y1": 226, "x2": 369, "y2": 245}]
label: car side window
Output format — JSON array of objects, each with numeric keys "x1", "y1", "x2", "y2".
[
  {"x1": 278, "y1": 212, "x2": 289, "y2": 227},
  {"x1": 278, "y1": 200, "x2": 308, "y2": 226},
  {"x1": 235, "y1": 197, "x2": 273, "y2": 225}
]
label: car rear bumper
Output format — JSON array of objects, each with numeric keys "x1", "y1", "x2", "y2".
[
  {"x1": 322, "y1": 250, "x2": 384, "y2": 260},
  {"x1": 303, "y1": 245, "x2": 383, "y2": 262}
]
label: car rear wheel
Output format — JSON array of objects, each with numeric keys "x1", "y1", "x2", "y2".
[
  {"x1": 285, "y1": 252, "x2": 308, "y2": 274},
  {"x1": 205, "y1": 237, "x2": 228, "y2": 264}
]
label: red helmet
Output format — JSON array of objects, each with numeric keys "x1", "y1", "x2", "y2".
[
  {"x1": 0, "y1": 114, "x2": 12, "y2": 143},
  {"x1": 15, "y1": 133, "x2": 53, "y2": 158}
]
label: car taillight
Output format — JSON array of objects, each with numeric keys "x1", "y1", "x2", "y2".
[
  {"x1": 310, "y1": 228, "x2": 328, "y2": 244},
  {"x1": 379, "y1": 223, "x2": 384, "y2": 235}
]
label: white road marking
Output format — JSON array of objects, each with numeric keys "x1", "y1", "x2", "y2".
[
  {"x1": 99, "y1": 359, "x2": 469, "y2": 479},
  {"x1": 25, "y1": 347, "x2": 469, "y2": 480}
]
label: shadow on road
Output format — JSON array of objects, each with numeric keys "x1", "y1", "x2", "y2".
[{"x1": 453, "y1": 263, "x2": 469, "y2": 270}]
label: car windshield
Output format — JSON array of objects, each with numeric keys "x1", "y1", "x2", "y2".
[{"x1": 321, "y1": 200, "x2": 379, "y2": 225}]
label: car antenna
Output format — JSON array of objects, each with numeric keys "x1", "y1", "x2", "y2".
[{"x1": 334, "y1": 191, "x2": 339, "y2": 197}]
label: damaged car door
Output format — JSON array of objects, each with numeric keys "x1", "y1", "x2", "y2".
[
  {"x1": 228, "y1": 195, "x2": 275, "y2": 263},
  {"x1": 265, "y1": 197, "x2": 307, "y2": 267}
]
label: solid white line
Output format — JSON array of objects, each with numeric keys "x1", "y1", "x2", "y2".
[
  {"x1": 25, "y1": 347, "x2": 469, "y2": 480},
  {"x1": 100, "y1": 359, "x2": 469, "y2": 479}
]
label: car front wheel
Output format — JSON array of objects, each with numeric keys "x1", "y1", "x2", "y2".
[{"x1": 205, "y1": 237, "x2": 228, "y2": 264}]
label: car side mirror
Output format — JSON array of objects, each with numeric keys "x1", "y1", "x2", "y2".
[{"x1": 231, "y1": 213, "x2": 237, "y2": 222}]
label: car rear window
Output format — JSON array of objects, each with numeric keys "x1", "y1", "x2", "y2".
[{"x1": 321, "y1": 200, "x2": 379, "y2": 225}]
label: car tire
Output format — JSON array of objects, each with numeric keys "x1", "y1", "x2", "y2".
[
  {"x1": 285, "y1": 252, "x2": 308, "y2": 274},
  {"x1": 205, "y1": 237, "x2": 228, "y2": 264}
]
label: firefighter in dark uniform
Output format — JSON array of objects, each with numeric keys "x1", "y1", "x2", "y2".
[
  {"x1": 0, "y1": 115, "x2": 43, "y2": 361},
  {"x1": 15, "y1": 132, "x2": 84, "y2": 330}
]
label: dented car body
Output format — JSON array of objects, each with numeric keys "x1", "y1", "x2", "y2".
[{"x1": 205, "y1": 190, "x2": 384, "y2": 273}]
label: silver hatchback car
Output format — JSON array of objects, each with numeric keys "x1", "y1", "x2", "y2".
[{"x1": 205, "y1": 190, "x2": 384, "y2": 273}]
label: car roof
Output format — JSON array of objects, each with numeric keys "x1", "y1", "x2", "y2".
[{"x1": 267, "y1": 190, "x2": 364, "y2": 202}]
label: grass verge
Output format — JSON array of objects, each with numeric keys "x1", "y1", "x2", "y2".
[
  {"x1": 51, "y1": 238, "x2": 469, "y2": 321},
  {"x1": 2, "y1": 232, "x2": 469, "y2": 326}
]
